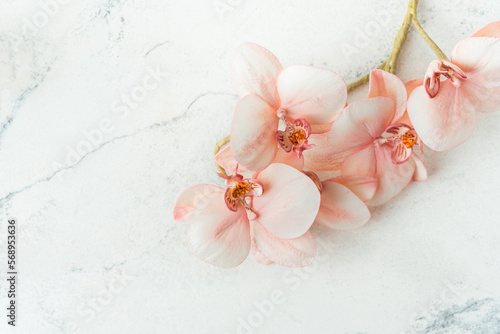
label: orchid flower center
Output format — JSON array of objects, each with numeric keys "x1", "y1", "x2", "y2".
[
  {"x1": 424, "y1": 60, "x2": 467, "y2": 98},
  {"x1": 377, "y1": 123, "x2": 422, "y2": 164},
  {"x1": 231, "y1": 182, "x2": 250, "y2": 198},
  {"x1": 401, "y1": 132, "x2": 417, "y2": 149},
  {"x1": 275, "y1": 109, "x2": 316, "y2": 158},
  {"x1": 218, "y1": 165, "x2": 263, "y2": 220}
]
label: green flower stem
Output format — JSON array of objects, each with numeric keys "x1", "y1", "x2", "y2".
[
  {"x1": 214, "y1": 136, "x2": 230, "y2": 175},
  {"x1": 410, "y1": 0, "x2": 450, "y2": 61}
]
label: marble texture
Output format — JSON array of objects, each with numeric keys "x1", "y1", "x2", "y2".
[{"x1": 1, "y1": 0, "x2": 500, "y2": 333}]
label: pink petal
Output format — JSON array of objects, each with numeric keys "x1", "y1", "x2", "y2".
[
  {"x1": 174, "y1": 184, "x2": 223, "y2": 222},
  {"x1": 308, "y1": 121, "x2": 334, "y2": 134},
  {"x1": 231, "y1": 43, "x2": 283, "y2": 109},
  {"x1": 315, "y1": 182, "x2": 371, "y2": 230},
  {"x1": 328, "y1": 97, "x2": 395, "y2": 154},
  {"x1": 303, "y1": 133, "x2": 352, "y2": 171},
  {"x1": 396, "y1": 80, "x2": 424, "y2": 126},
  {"x1": 277, "y1": 65, "x2": 347, "y2": 127},
  {"x1": 250, "y1": 221, "x2": 316, "y2": 267},
  {"x1": 252, "y1": 163, "x2": 321, "y2": 239},
  {"x1": 252, "y1": 246, "x2": 274, "y2": 265},
  {"x1": 407, "y1": 82, "x2": 476, "y2": 151},
  {"x1": 326, "y1": 175, "x2": 378, "y2": 202},
  {"x1": 411, "y1": 154, "x2": 428, "y2": 182},
  {"x1": 405, "y1": 79, "x2": 424, "y2": 96},
  {"x1": 214, "y1": 146, "x2": 249, "y2": 174},
  {"x1": 341, "y1": 145, "x2": 377, "y2": 178},
  {"x1": 368, "y1": 145, "x2": 416, "y2": 206},
  {"x1": 471, "y1": 21, "x2": 500, "y2": 38},
  {"x1": 231, "y1": 94, "x2": 279, "y2": 171},
  {"x1": 368, "y1": 69, "x2": 408, "y2": 122},
  {"x1": 186, "y1": 192, "x2": 250, "y2": 268},
  {"x1": 273, "y1": 148, "x2": 304, "y2": 170},
  {"x1": 451, "y1": 38, "x2": 500, "y2": 112}
]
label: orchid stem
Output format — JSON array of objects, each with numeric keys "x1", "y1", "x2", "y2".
[
  {"x1": 347, "y1": 0, "x2": 450, "y2": 92},
  {"x1": 347, "y1": 0, "x2": 414, "y2": 92},
  {"x1": 410, "y1": 11, "x2": 450, "y2": 61},
  {"x1": 214, "y1": 135, "x2": 230, "y2": 175}
]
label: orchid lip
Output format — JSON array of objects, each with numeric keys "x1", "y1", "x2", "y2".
[
  {"x1": 376, "y1": 123, "x2": 420, "y2": 164},
  {"x1": 276, "y1": 116, "x2": 314, "y2": 157},
  {"x1": 424, "y1": 60, "x2": 468, "y2": 98},
  {"x1": 220, "y1": 165, "x2": 263, "y2": 217}
]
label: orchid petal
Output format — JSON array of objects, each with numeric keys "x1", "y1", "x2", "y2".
[
  {"x1": 471, "y1": 21, "x2": 500, "y2": 38},
  {"x1": 368, "y1": 145, "x2": 416, "y2": 206},
  {"x1": 252, "y1": 245, "x2": 274, "y2": 265},
  {"x1": 341, "y1": 145, "x2": 377, "y2": 179},
  {"x1": 407, "y1": 82, "x2": 476, "y2": 151},
  {"x1": 214, "y1": 146, "x2": 249, "y2": 174},
  {"x1": 397, "y1": 80, "x2": 424, "y2": 127},
  {"x1": 274, "y1": 148, "x2": 304, "y2": 170},
  {"x1": 405, "y1": 79, "x2": 424, "y2": 96},
  {"x1": 411, "y1": 154, "x2": 428, "y2": 182},
  {"x1": 174, "y1": 184, "x2": 223, "y2": 222},
  {"x1": 326, "y1": 175, "x2": 378, "y2": 202},
  {"x1": 277, "y1": 65, "x2": 347, "y2": 127},
  {"x1": 231, "y1": 94, "x2": 279, "y2": 171},
  {"x1": 315, "y1": 182, "x2": 371, "y2": 230},
  {"x1": 308, "y1": 121, "x2": 334, "y2": 134},
  {"x1": 251, "y1": 221, "x2": 316, "y2": 267},
  {"x1": 231, "y1": 43, "x2": 283, "y2": 109},
  {"x1": 303, "y1": 171, "x2": 323, "y2": 193},
  {"x1": 303, "y1": 133, "x2": 353, "y2": 171},
  {"x1": 186, "y1": 193, "x2": 250, "y2": 268},
  {"x1": 328, "y1": 97, "x2": 395, "y2": 154},
  {"x1": 368, "y1": 69, "x2": 408, "y2": 122},
  {"x1": 451, "y1": 37, "x2": 500, "y2": 113},
  {"x1": 252, "y1": 163, "x2": 321, "y2": 239}
]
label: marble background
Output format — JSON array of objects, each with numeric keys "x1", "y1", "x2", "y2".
[{"x1": 1, "y1": 0, "x2": 500, "y2": 333}]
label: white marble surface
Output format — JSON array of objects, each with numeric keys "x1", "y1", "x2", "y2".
[{"x1": 1, "y1": 0, "x2": 500, "y2": 333}]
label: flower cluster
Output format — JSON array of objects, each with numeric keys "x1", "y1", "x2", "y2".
[{"x1": 174, "y1": 22, "x2": 500, "y2": 268}]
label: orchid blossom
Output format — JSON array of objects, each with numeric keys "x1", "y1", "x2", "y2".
[
  {"x1": 173, "y1": 163, "x2": 321, "y2": 268},
  {"x1": 327, "y1": 70, "x2": 427, "y2": 206},
  {"x1": 407, "y1": 21, "x2": 500, "y2": 151},
  {"x1": 230, "y1": 43, "x2": 348, "y2": 172},
  {"x1": 251, "y1": 172, "x2": 376, "y2": 266}
]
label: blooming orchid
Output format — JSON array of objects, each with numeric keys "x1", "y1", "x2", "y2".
[
  {"x1": 230, "y1": 43, "x2": 348, "y2": 172},
  {"x1": 173, "y1": 163, "x2": 321, "y2": 268},
  {"x1": 174, "y1": 1, "x2": 500, "y2": 269},
  {"x1": 407, "y1": 21, "x2": 500, "y2": 151},
  {"x1": 327, "y1": 70, "x2": 427, "y2": 206},
  {"x1": 250, "y1": 172, "x2": 376, "y2": 266}
]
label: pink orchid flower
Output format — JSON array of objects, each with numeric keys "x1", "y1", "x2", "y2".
[
  {"x1": 327, "y1": 70, "x2": 427, "y2": 206},
  {"x1": 407, "y1": 21, "x2": 500, "y2": 151},
  {"x1": 230, "y1": 43, "x2": 348, "y2": 172},
  {"x1": 173, "y1": 163, "x2": 321, "y2": 268},
  {"x1": 252, "y1": 172, "x2": 376, "y2": 266}
]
